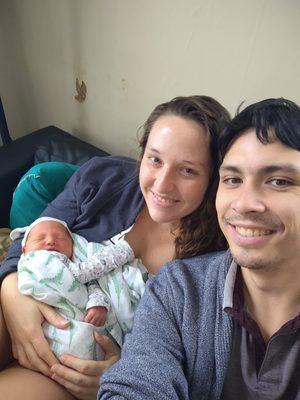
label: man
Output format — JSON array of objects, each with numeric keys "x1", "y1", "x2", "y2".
[{"x1": 99, "y1": 98, "x2": 300, "y2": 399}]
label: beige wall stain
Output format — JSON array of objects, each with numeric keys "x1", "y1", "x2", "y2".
[{"x1": 74, "y1": 78, "x2": 87, "y2": 103}]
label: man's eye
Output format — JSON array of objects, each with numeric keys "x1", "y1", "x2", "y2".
[
  {"x1": 268, "y1": 178, "x2": 292, "y2": 187},
  {"x1": 222, "y1": 177, "x2": 241, "y2": 185}
]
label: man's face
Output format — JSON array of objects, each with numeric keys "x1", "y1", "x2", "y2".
[{"x1": 216, "y1": 129, "x2": 300, "y2": 271}]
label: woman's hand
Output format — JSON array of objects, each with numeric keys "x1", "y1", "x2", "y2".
[
  {"x1": 1, "y1": 273, "x2": 69, "y2": 377},
  {"x1": 50, "y1": 333, "x2": 120, "y2": 400}
]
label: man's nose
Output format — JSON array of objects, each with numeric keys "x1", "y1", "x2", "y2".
[
  {"x1": 154, "y1": 167, "x2": 175, "y2": 193},
  {"x1": 232, "y1": 185, "x2": 266, "y2": 214}
]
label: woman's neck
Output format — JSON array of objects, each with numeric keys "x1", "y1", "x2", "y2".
[{"x1": 125, "y1": 205, "x2": 176, "y2": 275}]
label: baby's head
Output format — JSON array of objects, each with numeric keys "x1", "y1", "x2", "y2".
[{"x1": 20, "y1": 218, "x2": 73, "y2": 258}]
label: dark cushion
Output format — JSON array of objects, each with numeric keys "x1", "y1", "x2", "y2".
[{"x1": 0, "y1": 125, "x2": 109, "y2": 228}]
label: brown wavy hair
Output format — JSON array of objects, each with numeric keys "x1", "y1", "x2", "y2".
[{"x1": 139, "y1": 95, "x2": 231, "y2": 259}]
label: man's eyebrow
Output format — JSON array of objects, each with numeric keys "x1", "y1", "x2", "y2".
[
  {"x1": 219, "y1": 165, "x2": 240, "y2": 173},
  {"x1": 259, "y1": 165, "x2": 300, "y2": 174},
  {"x1": 219, "y1": 164, "x2": 300, "y2": 174}
]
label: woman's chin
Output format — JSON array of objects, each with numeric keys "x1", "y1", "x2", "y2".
[{"x1": 147, "y1": 208, "x2": 179, "y2": 225}]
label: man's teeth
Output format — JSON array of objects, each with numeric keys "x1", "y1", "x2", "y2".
[{"x1": 235, "y1": 227, "x2": 272, "y2": 237}]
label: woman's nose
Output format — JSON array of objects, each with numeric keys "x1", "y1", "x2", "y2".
[{"x1": 154, "y1": 168, "x2": 174, "y2": 193}]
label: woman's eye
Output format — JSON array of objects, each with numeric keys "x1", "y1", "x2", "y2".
[
  {"x1": 149, "y1": 156, "x2": 161, "y2": 165},
  {"x1": 182, "y1": 167, "x2": 196, "y2": 175}
]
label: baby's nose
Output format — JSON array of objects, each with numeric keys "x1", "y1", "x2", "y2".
[{"x1": 45, "y1": 236, "x2": 56, "y2": 245}]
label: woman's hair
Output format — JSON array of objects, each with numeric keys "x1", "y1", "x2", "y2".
[{"x1": 139, "y1": 95, "x2": 231, "y2": 259}]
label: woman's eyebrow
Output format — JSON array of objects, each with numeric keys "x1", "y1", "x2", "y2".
[
  {"x1": 182, "y1": 159, "x2": 206, "y2": 168},
  {"x1": 147, "y1": 147, "x2": 160, "y2": 154},
  {"x1": 182, "y1": 160, "x2": 205, "y2": 165}
]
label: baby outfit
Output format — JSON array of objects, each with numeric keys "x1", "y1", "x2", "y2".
[{"x1": 16, "y1": 228, "x2": 148, "y2": 360}]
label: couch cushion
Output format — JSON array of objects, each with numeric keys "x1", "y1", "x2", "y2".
[
  {"x1": 0, "y1": 125, "x2": 109, "y2": 228},
  {"x1": 10, "y1": 162, "x2": 79, "y2": 229},
  {"x1": 0, "y1": 228, "x2": 12, "y2": 262}
]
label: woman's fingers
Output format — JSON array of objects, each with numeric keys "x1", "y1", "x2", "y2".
[
  {"x1": 10, "y1": 339, "x2": 17, "y2": 359},
  {"x1": 1, "y1": 276, "x2": 59, "y2": 373},
  {"x1": 38, "y1": 302, "x2": 70, "y2": 329},
  {"x1": 30, "y1": 339, "x2": 58, "y2": 372},
  {"x1": 30, "y1": 327, "x2": 59, "y2": 368},
  {"x1": 17, "y1": 321, "x2": 59, "y2": 371},
  {"x1": 13, "y1": 344, "x2": 34, "y2": 371},
  {"x1": 14, "y1": 341, "x2": 51, "y2": 377},
  {"x1": 13, "y1": 334, "x2": 53, "y2": 376}
]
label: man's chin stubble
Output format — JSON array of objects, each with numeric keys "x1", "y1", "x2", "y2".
[{"x1": 232, "y1": 252, "x2": 277, "y2": 271}]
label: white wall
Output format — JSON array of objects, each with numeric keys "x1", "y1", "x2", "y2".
[{"x1": 1, "y1": 0, "x2": 299, "y2": 157}]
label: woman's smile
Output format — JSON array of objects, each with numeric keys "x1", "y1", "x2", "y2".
[
  {"x1": 150, "y1": 190, "x2": 180, "y2": 207},
  {"x1": 139, "y1": 114, "x2": 211, "y2": 225}
]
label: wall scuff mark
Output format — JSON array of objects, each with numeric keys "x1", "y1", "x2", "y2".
[{"x1": 75, "y1": 78, "x2": 87, "y2": 103}]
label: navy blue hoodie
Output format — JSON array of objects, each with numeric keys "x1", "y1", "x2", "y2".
[{"x1": 0, "y1": 156, "x2": 144, "y2": 284}]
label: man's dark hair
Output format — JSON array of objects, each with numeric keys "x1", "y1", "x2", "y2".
[{"x1": 219, "y1": 98, "x2": 300, "y2": 162}]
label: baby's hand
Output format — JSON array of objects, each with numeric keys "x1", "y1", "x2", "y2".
[{"x1": 85, "y1": 306, "x2": 108, "y2": 327}]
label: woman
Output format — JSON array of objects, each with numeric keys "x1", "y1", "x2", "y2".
[{"x1": 0, "y1": 95, "x2": 230, "y2": 400}]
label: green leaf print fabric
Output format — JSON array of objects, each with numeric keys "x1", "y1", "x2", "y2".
[{"x1": 17, "y1": 233, "x2": 148, "y2": 360}]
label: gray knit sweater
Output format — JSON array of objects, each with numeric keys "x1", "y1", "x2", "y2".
[{"x1": 98, "y1": 250, "x2": 234, "y2": 400}]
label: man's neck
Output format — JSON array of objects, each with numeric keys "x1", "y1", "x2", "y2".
[{"x1": 241, "y1": 264, "x2": 300, "y2": 342}]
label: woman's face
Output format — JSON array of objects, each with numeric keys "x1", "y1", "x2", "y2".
[{"x1": 139, "y1": 114, "x2": 212, "y2": 226}]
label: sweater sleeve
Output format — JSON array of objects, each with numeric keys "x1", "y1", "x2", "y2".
[{"x1": 98, "y1": 264, "x2": 189, "y2": 400}]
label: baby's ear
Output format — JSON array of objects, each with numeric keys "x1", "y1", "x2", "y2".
[{"x1": 22, "y1": 246, "x2": 25, "y2": 253}]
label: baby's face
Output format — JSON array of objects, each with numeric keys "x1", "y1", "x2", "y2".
[{"x1": 23, "y1": 221, "x2": 73, "y2": 259}]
